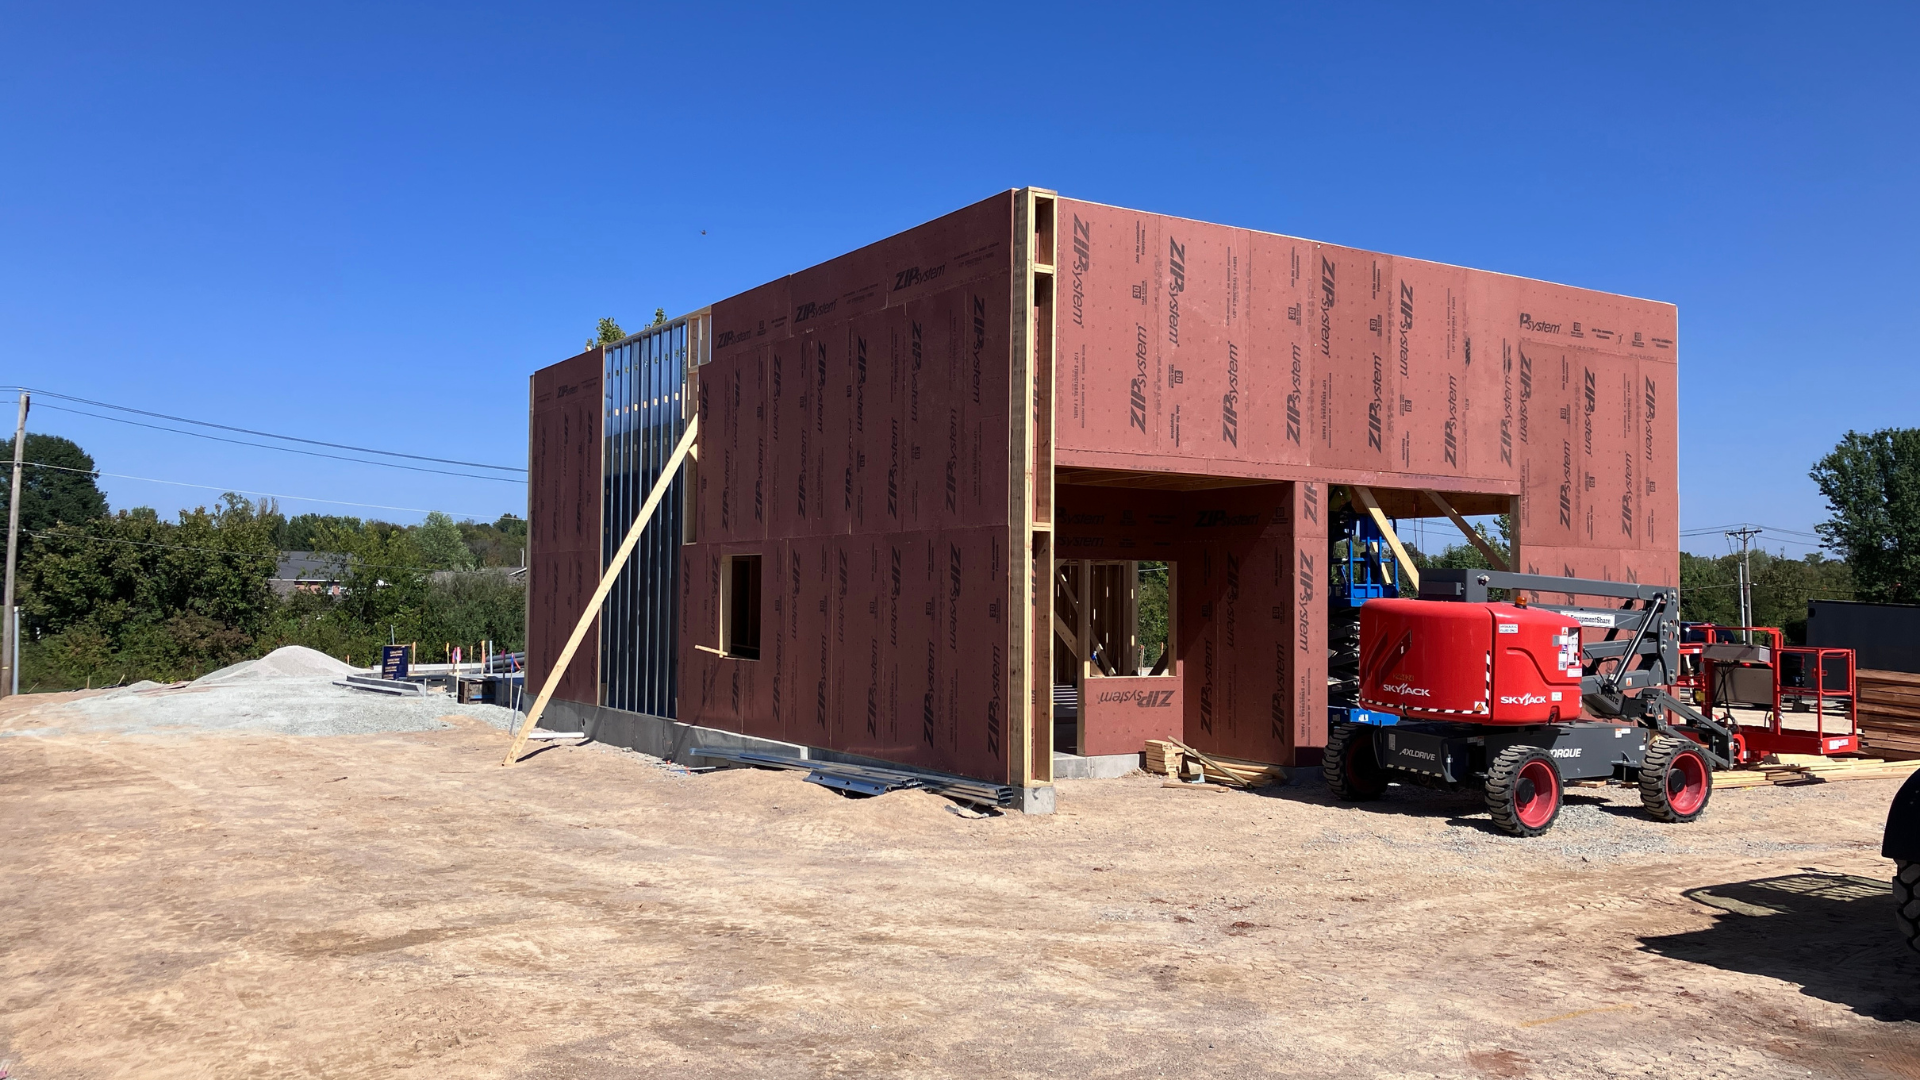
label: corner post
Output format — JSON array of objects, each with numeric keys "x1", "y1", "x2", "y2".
[{"x1": 1009, "y1": 187, "x2": 1058, "y2": 812}]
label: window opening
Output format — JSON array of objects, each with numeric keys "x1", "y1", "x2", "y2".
[
  {"x1": 722, "y1": 554, "x2": 762, "y2": 660},
  {"x1": 1056, "y1": 559, "x2": 1177, "y2": 679},
  {"x1": 1137, "y1": 561, "x2": 1171, "y2": 675}
]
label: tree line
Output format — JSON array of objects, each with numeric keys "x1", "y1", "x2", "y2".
[
  {"x1": 7, "y1": 420, "x2": 1919, "y2": 689},
  {"x1": 4, "y1": 433, "x2": 527, "y2": 690}
]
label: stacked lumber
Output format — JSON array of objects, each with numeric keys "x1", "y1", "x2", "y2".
[
  {"x1": 1857, "y1": 669, "x2": 1920, "y2": 757},
  {"x1": 1144, "y1": 739, "x2": 1182, "y2": 777},
  {"x1": 1144, "y1": 739, "x2": 1288, "y2": 788},
  {"x1": 1718, "y1": 754, "x2": 1920, "y2": 789}
]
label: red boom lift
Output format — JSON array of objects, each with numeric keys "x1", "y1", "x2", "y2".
[{"x1": 1325, "y1": 569, "x2": 1738, "y2": 837}]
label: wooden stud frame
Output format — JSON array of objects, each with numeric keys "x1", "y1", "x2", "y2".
[{"x1": 1010, "y1": 188, "x2": 1058, "y2": 792}]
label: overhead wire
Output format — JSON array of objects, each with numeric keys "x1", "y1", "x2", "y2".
[
  {"x1": 17, "y1": 386, "x2": 524, "y2": 473},
  {"x1": 19, "y1": 459, "x2": 502, "y2": 519},
  {"x1": 32, "y1": 402, "x2": 526, "y2": 484}
]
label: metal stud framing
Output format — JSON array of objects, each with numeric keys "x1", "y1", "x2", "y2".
[{"x1": 599, "y1": 313, "x2": 708, "y2": 716}]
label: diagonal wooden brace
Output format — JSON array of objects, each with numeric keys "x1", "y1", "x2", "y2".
[
  {"x1": 1349, "y1": 485, "x2": 1420, "y2": 594},
  {"x1": 503, "y1": 416, "x2": 700, "y2": 766},
  {"x1": 1421, "y1": 488, "x2": 1510, "y2": 572}
]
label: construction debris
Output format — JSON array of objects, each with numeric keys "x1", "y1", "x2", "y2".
[
  {"x1": 687, "y1": 747, "x2": 1015, "y2": 807},
  {"x1": 1146, "y1": 739, "x2": 1288, "y2": 789},
  {"x1": 336, "y1": 673, "x2": 432, "y2": 696}
]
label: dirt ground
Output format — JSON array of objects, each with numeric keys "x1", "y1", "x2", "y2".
[{"x1": 5, "y1": 691, "x2": 1920, "y2": 1080}]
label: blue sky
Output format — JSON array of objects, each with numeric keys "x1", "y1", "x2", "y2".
[{"x1": 2, "y1": 2, "x2": 1912, "y2": 558}]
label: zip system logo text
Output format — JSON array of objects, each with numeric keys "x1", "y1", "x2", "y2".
[{"x1": 1220, "y1": 341, "x2": 1240, "y2": 447}]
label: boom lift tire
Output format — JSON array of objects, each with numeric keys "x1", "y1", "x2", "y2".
[
  {"x1": 1640, "y1": 735, "x2": 1713, "y2": 823},
  {"x1": 1323, "y1": 722, "x2": 1389, "y2": 801},
  {"x1": 1896, "y1": 862, "x2": 1920, "y2": 954},
  {"x1": 1485, "y1": 745, "x2": 1562, "y2": 837}
]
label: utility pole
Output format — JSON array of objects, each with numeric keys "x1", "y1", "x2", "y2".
[
  {"x1": 2, "y1": 391, "x2": 28, "y2": 697},
  {"x1": 1726, "y1": 524, "x2": 1762, "y2": 643}
]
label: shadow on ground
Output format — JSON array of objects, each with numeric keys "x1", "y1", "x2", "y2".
[
  {"x1": 1253, "y1": 776, "x2": 1627, "y2": 835},
  {"x1": 1642, "y1": 872, "x2": 1920, "y2": 1022}
]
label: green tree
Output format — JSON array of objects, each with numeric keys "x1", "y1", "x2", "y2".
[
  {"x1": 1136, "y1": 561, "x2": 1169, "y2": 670},
  {"x1": 414, "y1": 511, "x2": 475, "y2": 571},
  {"x1": 652, "y1": 307, "x2": 667, "y2": 327},
  {"x1": 456, "y1": 513, "x2": 528, "y2": 567},
  {"x1": 1408, "y1": 515, "x2": 1511, "y2": 572},
  {"x1": 417, "y1": 572, "x2": 525, "y2": 661},
  {"x1": 0, "y1": 433, "x2": 109, "y2": 537},
  {"x1": 312, "y1": 519, "x2": 428, "y2": 658},
  {"x1": 1811, "y1": 428, "x2": 1920, "y2": 603},
  {"x1": 21, "y1": 495, "x2": 278, "y2": 687},
  {"x1": 272, "y1": 512, "x2": 364, "y2": 551},
  {"x1": 1679, "y1": 549, "x2": 1853, "y2": 642},
  {"x1": 585, "y1": 317, "x2": 625, "y2": 351}
]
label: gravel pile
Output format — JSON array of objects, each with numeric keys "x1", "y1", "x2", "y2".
[
  {"x1": 192, "y1": 645, "x2": 356, "y2": 685},
  {"x1": 7, "y1": 646, "x2": 523, "y2": 739}
]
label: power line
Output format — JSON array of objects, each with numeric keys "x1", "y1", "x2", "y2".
[
  {"x1": 19, "y1": 386, "x2": 525, "y2": 473},
  {"x1": 20, "y1": 459, "x2": 503, "y2": 519},
  {"x1": 34, "y1": 402, "x2": 526, "y2": 484},
  {"x1": 1681, "y1": 521, "x2": 1826, "y2": 541}
]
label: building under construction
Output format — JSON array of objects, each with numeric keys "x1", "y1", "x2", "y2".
[{"x1": 527, "y1": 188, "x2": 1679, "y2": 811}]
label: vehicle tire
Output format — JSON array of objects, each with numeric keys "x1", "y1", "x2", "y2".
[
  {"x1": 1323, "y1": 722, "x2": 1389, "y2": 801},
  {"x1": 1486, "y1": 745, "x2": 1562, "y2": 837},
  {"x1": 1896, "y1": 861, "x2": 1920, "y2": 954},
  {"x1": 1640, "y1": 735, "x2": 1713, "y2": 823}
]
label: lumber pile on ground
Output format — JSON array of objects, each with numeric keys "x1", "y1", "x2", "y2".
[
  {"x1": 1144, "y1": 739, "x2": 1288, "y2": 788},
  {"x1": 1857, "y1": 669, "x2": 1920, "y2": 758},
  {"x1": 1144, "y1": 739, "x2": 1181, "y2": 776},
  {"x1": 1717, "y1": 753, "x2": 1920, "y2": 789}
]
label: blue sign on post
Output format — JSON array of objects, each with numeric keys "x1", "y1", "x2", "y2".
[{"x1": 381, "y1": 644, "x2": 410, "y2": 681}]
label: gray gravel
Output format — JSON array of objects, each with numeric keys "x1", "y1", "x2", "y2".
[{"x1": 0, "y1": 676, "x2": 526, "y2": 739}]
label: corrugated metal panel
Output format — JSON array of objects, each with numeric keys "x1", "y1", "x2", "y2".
[{"x1": 599, "y1": 318, "x2": 697, "y2": 717}]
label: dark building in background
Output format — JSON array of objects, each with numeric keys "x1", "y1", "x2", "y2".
[{"x1": 1809, "y1": 600, "x2": 1920, "y2": 674}]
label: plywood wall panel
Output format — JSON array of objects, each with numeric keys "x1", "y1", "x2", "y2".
[
  {"x1": 1285, "y1": 480, "x2": 1329, "y2": 762},
  {"x1": 846, "y1": 314, "x2": 887, "y2": 534},
  {"x1": 1154, "y1": 215, "x2": 1240, "y2": 462},
  {"x1": 1059, "y1": 202, "x2": 1163, "y2": 462},
  {"x1": 698, "y1": 346, "x2": 767, "y2": 545},
  {"x1": 710, "y1": 277, "x2": 790, "y2": 370},
  {"x1": 527, "y1": 350, "x2": 603, "y2": 707},
  {"x1": 893, "y1": 532, "x2": 943, "y2": 769},
  {"x1": 1245, "y1": 232, "x2": 1316, "y2": 469},
  {"x1": 942, "y1": 525, "x2": 1011, "y2": 782},
  {"x1": 687, "y1": 192, "x2": 1018, "y2": 784},
  {"x1": 764, "y1": 337, "x2": 805, "y2": 541},
  {"x1": 1316, "y1": 244, "x2": 1398, "y2": 475},
  {"x1": 835, "y1": 535, "x2": 889, "y2": 761}
]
